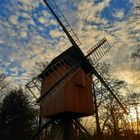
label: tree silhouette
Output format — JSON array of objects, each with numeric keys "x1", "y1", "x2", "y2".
[{"x1": 0, "y1": 89, "x2": 38, "y2": 140}]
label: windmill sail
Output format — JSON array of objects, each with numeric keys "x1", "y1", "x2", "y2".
[
  {"x1": 89, "y1": 67, "x2": 128, "y2": 114},
  {"x1": 86, "y1": 38, "x2": 111, "y2": 65},
  {"x1": 43, "y1": 0, "x2": 81, "y2": 46},
  {"x1": 85, "y1": 39, "x2": 128, "y2": 113}
]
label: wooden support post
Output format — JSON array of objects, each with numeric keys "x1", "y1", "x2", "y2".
[
  {"x1": 37, "y1": 116, "x2": 42, "y2": 140},
  {"x1": 63, "y1": 119, "x2": 72, "y2": 140}
]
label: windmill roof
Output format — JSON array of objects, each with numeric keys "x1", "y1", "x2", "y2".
[{"x1": 39, "y1": 46, "x2": 93, "y2": 77}]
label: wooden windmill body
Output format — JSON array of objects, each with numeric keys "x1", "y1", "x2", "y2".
[
  {"x1": 26, "y1": 0, "x2": 128, "y2": 139},
  {"x1": 40, "y1": 46, "x2": 94, "y2": 118}
]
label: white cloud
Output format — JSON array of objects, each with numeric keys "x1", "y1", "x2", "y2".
[
  {"x1": 38, "y1": 17, "x2": 46, "y2": 24},
  {"x1": 0, "y1": 40, "x2": 4, "y2": 44},
  {"x1": 49, "y1": 30, "x2": 64, "y2": 38},
  {"x1": 16, "y1": 0, "x2": 39, "y2": 10},
  {"x1": 112, "y1": 68, "x2": 140, "y2": 88},
  {"x1": 9, "y1": 15, "x2": 19, "y2": 25},
  {"x1": 112, "y1": 9, "x2": 125, "y2": 19}
]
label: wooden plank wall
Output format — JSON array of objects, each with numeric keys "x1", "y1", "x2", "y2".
[{"x1": 40, "y1": 65, "x2": 94, "y2": 118}]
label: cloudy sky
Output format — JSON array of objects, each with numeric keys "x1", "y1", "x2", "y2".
[{"x1": 0, "y1": 0, "x2": 139, "y2": 89}]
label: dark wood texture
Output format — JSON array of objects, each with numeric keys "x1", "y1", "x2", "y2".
[{"x1": 40, "y1": 64, "x2": 94, "y2": 118}]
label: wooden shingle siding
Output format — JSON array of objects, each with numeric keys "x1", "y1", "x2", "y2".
[{"x1": 40, "y1": 65, "x2": 94, "y2": 118}]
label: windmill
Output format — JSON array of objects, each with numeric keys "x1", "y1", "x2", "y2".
[{"x1": 26, "y1": 0, "x2": 128, "y2": 139}]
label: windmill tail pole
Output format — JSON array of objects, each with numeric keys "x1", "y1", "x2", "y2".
[{"x1": 73, "y1": 120, "x2": 92, "y2": 138}]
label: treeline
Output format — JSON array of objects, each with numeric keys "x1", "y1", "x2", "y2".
[{"x1": 0, "y1": 88, "x2": 38, "y2": 140}]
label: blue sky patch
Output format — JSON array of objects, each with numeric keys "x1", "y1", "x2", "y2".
[{"x1": 101, "y1": 0, "x2": 133, "y2": 23}]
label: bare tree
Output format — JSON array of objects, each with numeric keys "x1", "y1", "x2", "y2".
[
  {"x1": 131, "y1": 48, "x2": 140, "y2": 62},
  {"x1": 31, "y1": 61, "x2": 49, "y2": 77},
  {"x1": 0, "y1": 74, "x2": 8, "y2": 91},
  {"x1": 127, "y1": 90, "x2": 140, "y2": 136},
  {"x1": 93, "y1": 63, "x2": 128, "y2": 140},
  {"x1": 0, "y1": 74, "x2": 9, "y2": 103}
]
